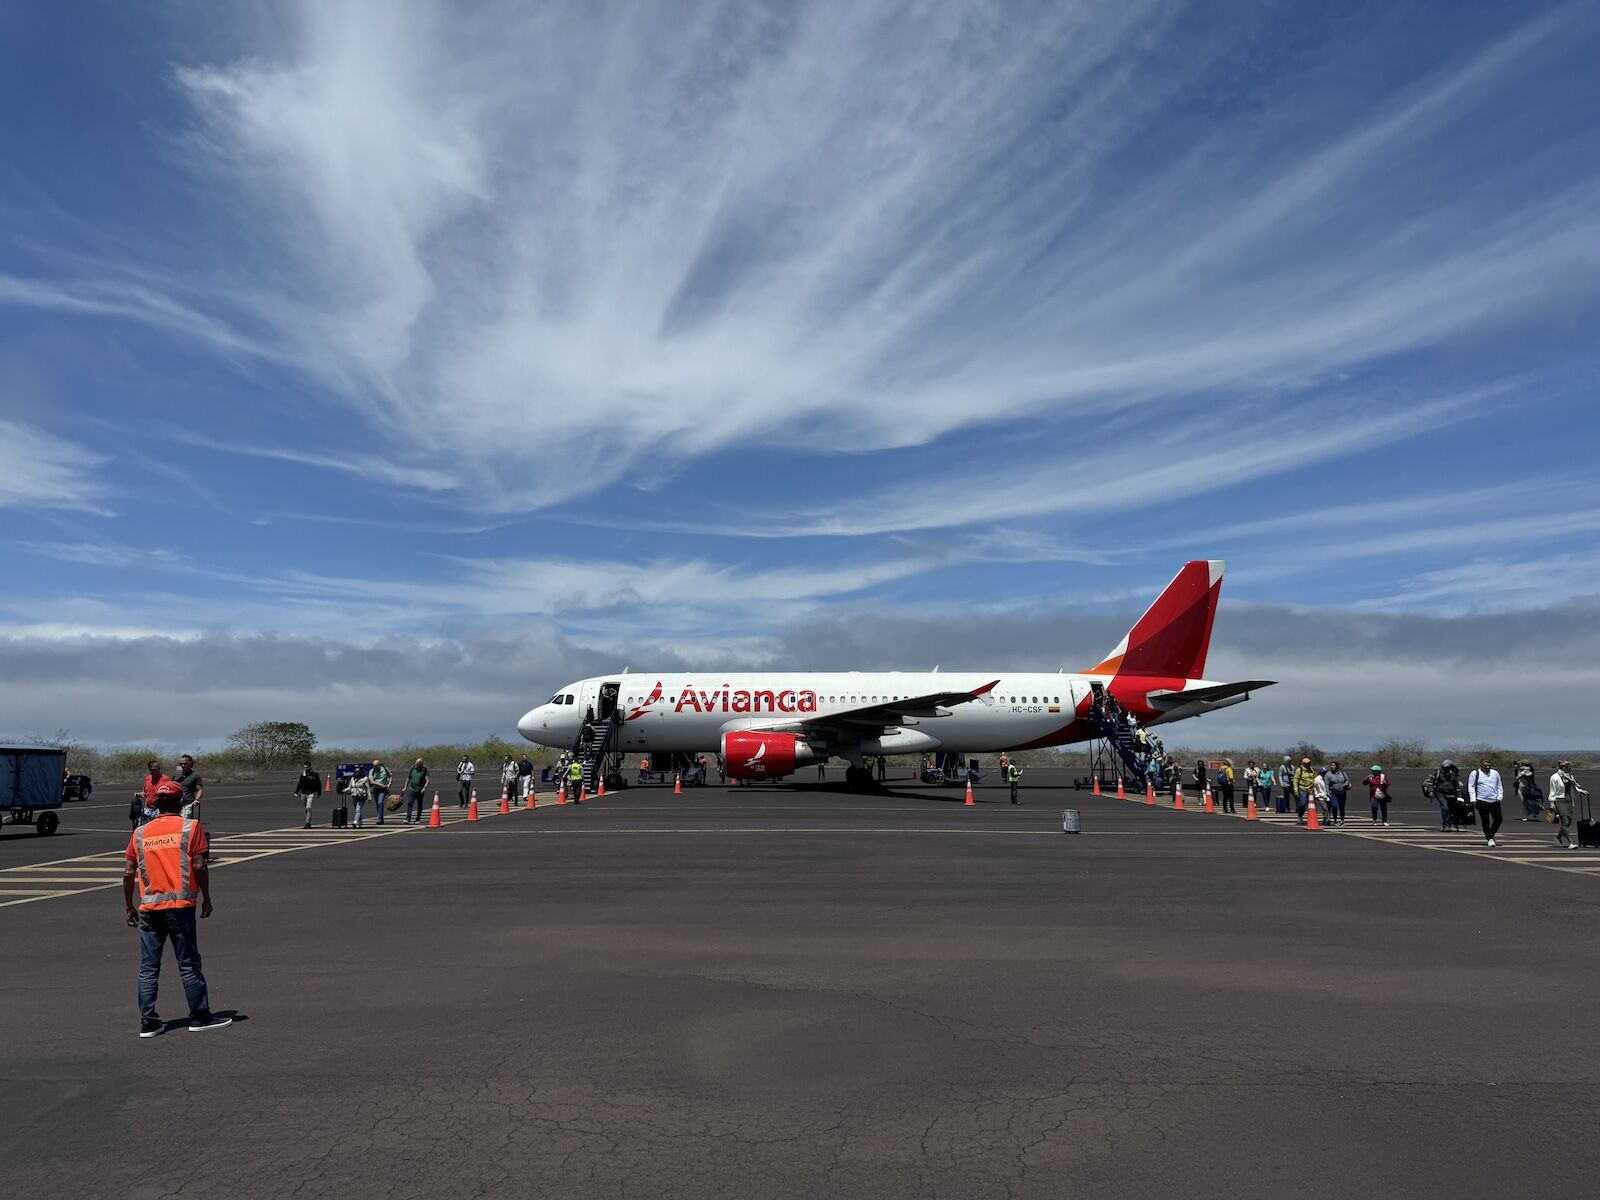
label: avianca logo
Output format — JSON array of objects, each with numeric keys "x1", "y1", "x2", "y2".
[
  {"x1": 626, "y1": 681, "x2": 664, "y2": 721},
  {"x1": 743, "y1": 742, "x2": 766, "y2": 770},
  {"x1": 625, "y1": 681, "x2": 819, "y2": 718}
]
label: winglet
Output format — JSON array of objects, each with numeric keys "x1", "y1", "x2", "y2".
[{"x1": 970, "y1": 679, "x2": 1000, "y2": 698}]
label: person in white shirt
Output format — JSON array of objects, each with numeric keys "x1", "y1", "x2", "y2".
[
  {"x1": 1467, "y1": 760, "x2": 1504, "y2": 846},
  {"x1": 1547, "y1": 762, "x2": 1587, "y2": 849},
  {"x1": 455, "y1": 757, "x2": 476, "y2": 808}
]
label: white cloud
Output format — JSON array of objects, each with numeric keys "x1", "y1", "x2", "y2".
[
  {"x1": 118, "y1": 0, "x2": 1596, "y2": 514},
  {"x1": 0, "y1": 419, "x2": 109, "y2": 511}
]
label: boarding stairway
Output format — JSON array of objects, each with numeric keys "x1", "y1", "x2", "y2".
[
  {"x1": 576, "y1": 716, "x2": 620, "y2": 793},
  {"x1": 1084, "y1": 704, "x2": 1148, "y2": 783}
]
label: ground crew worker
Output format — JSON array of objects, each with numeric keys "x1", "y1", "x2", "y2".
[
  {"x1": 1007, "y1": 761, "x2": 1023, "y2": 805},
  {"x1": 122, "y1": 781, "x2": 231, "y2": 1037},
  {"x1": 567, "y1": 757, "x2": 584, "y2": 804}
]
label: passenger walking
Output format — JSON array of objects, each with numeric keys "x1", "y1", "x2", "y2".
[
  {"x1": 122, "y1": 781, "x2": 230, "y2": 1036},
  {"x1": 1292, "y1": 758, "x2": 1317, "y2": 823},
  {"x1": 500, "y1": 756, "x2": 516, "y2": 798},
  {"x1": 1362, "y1": 765, "x2": 1391, "y2": 825},
  {"x1": 1426, "y1": 759, "x2": 1464, "y2": 831},
  {"x1": 295, "y1": 763, "x2": 321, "y2": 828},
  {"x1": 1468, "y1": 759, "x2": 1504, "y2": 847},
  {"x1": 1217, "y1": 760, "x2": 1236, "y2": 814},
  {"x1": 349, "y1": 771, "x2": 370, "y2": 828},
  {"x1": 517, "y1": 755, "x2": 534, "y2": 800},
  {"x1": 172, "y1": 754, "x2": 204, "y2": 821},
  {"x1": 368, "y1": 759, "x2": 391, "y2": 823},
  {"x1": 877, "y1": 755, "x2": 887, "y2": 783},
  {"x1": 1007, "y1": 761, "x2": 1023, "y2": 805},
  {"x1": 1514, "y1": 761, "x2": 1543, "y2": 821},
  {"x1": 1243, "y1": 762, "x2": 1259, "y2": 808},
  {"x1": 1192, "y1": 759, "x2": 1208, "y2": 804},
  {"x1": 1547, "y1": 762, "x2": 1584, "y2": 849},
  {"x1": 404, "y1": 758, "x2": 429, "y2": 824},
  {"x1": 455, "y1": 755, "x2": 475, "y2": 808},
  {"x1": 1279, "y1": 756, "x2": 1296, "y2": 815},
  {"x1": 1325, "y1": 761, "x2": 1350, "y2": 826},
  {"x1": 1311, "y1": 767, "x2": 1331, "y2": 825}
]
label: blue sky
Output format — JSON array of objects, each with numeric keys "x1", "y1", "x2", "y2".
[{"x1": 2, "y1": 1, "x2": 1598, "y2": 750}]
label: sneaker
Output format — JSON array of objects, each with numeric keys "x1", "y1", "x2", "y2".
[
  {"x1": 1383, "y1": 821, "x2": 1390, "y2": 827},
  {"x1": 139, "y1": 1017, "x2": 164, "y2": 1038},
  {"x1": 1486, "y1": 838, "x2": 1497, "y2": 847},
  {"x1": 188, "y1": 1012, "x2": 233, "y2": 1033}
]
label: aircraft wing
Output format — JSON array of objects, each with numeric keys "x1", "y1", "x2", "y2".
[
  {"x1": 735, "y1": 680, "x2": 1000, "y2": 740},
  {"x1": 1145, "y1": 680, "x2": 1275, "y2": 711}
]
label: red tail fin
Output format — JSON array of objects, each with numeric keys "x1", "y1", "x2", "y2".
[{"x1": 1089, "y1": 561, "x2": 1223, "y2": 679}]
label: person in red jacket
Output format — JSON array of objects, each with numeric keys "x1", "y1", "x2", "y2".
[
  {"x1": 122, "y1": 781, "x2": 231, "y2": 1037},
  {"x1": 1362, "y1": 765, "x2": 1392, "y2": 826}
]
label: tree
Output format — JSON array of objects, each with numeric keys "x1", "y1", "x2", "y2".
[
  {"x1": 1373, "y1": 738, "x2": 1430, "y2": 768},
  {"x1": 226, "y1": 721, "x2": 317, "y2": 768},
  {"x1": 1285, "y1": 740, "x2": 1324, "y2": 764}
]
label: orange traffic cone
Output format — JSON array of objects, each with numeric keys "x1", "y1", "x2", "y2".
[
  {"x1": 558, "y1": 781, "x2": 567, "y2": 805},
  {"x1": 1307, "y1": 801, "x2": 1321, "y2": 831},
  {"x1": 499, "y1": 788, "x2": 510, "y2": 815},
  {"x1": 964, "y1": 778, "x2": 975, "y2": 806},
  {"x1": 1245, "y1": 794, "x2": 1258, "y2": 821},
  {"x1": 526, "y1": 787, "x2": 536, "y2": 809},
  {"x1": 324, "y1": 775, "x2": 332, "y2": 793},
  {"x1": 1116, "y1": 777, "x2": 1125, "y2": 799},
  {"x1": 1174, "y1": 784, "x2": 1185, "y2": 810},
  {"x1": 467, "y1": 790, "x2": 479, "y2": 821},
  {"x1": 1204, "y1": 788, "x2": 1215, "y2": 814},
  {"x1": 674, "y1": 772, "x2": 682, "y2": 795},
  {"x1": 427, "y1": 792, "x2": 441, "y2": 828},
  {"x1": 577, "y1": 785, "x2": 586, "y2": 805},
  {"x1": 1146, "y1": 781, "x2": 1156, "y2": 806},
  {"x1": 597, "y1": 776, "x2": 606, "y2": 797},
  {"x1": 1093, "y1": 775, "x2": 1101, "y2": 796}
]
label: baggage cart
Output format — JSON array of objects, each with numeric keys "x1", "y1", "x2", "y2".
[{"x1": 2, "y1": 746, "x2": 68, "y2": 836}]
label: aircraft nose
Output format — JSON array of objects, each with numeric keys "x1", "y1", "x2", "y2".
[{"x1": 517, "y1": 707, "x2": 542, "y2": 742}]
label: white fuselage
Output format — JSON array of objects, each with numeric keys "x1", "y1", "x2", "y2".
[{"x1": 517, "y1": 671, "x2": 1209, "y2": 759}]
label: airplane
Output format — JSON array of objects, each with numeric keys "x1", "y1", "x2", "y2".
[{"x1": 516, "y1": 560, "x2": 1273, "y2": 788}]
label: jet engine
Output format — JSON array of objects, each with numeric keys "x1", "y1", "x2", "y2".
[{"x1": 721, "y1": 731, "x2": 820, "y2": 780}]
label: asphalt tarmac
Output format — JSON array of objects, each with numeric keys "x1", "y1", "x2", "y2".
[{"x1": 4, "y1": 767, "x2": 1597, "y2": 1198}]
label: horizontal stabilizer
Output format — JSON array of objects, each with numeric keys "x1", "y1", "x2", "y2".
[{"x1": 1146, "y1": 680, "x2": 1274, "y2": 711}]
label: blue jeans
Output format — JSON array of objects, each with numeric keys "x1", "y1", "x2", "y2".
[
  {"x1": 406, "y1": 789, "x2": 426, "y2": 821},
  {"x1": 371, "y1": 787, "x2": 388, "y2": 823},
  {"x1": 1278, "y1": 787, "x2": 1292, "y2": 814},
  {"x1": 1330, "y1": 789, "x2": 1347, "y2": 820},
  {"x1": 1296, "y1": 790, "x2": 1309, "y2": 819},
  {"x1": 352, "y1": 796, "x2": 366, "y2": 826},
  {"x1": 138, "y1": 907, "x2": 209, "y2": 1021}
]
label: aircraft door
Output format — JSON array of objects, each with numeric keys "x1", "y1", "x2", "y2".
[
  {"x1": 1070, "y1": 678, "x2": 1090, "y2": 713},
  {"x1": 596, "y1": 681, "x2": 622, "y2": 721}
]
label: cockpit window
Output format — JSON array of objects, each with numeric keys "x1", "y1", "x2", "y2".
[
  {"x1": 563, "y1": 694, "x2": 576, "y2": 704},
  {"x1": 547, "y1": 695, "x2": 562, "y2": 705}
]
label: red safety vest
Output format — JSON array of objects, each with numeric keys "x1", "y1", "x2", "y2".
[{"x1": 132, "y1": 815, "x2": 204, "y2": 911}]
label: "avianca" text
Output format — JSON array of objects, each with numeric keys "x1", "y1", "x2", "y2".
[{"x1": 670, "y1": 686, "x2": 818, "y2": 714}]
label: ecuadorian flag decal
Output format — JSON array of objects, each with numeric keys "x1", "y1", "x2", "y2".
[{"x1": 1047, "y1": 704, "x2": 1061, "y2": 713}]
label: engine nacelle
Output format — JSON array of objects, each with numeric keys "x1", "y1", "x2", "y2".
[{"x1": 721, "y1": 731, "x2": 820, "y2": 780}]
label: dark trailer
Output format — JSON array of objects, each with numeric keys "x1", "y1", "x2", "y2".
[{"x1": 2, "y1": 746, "x2": 67, "y2": 837}]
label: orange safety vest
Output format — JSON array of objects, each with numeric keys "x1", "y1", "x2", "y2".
[{"x1": 133, "y1": 815, "x2": 203, "y2": 911}]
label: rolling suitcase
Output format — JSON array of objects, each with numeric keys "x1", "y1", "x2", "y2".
[
  {"x1": 331, "y1": 805, "x2": 348, "y2": 829},
  {"x1": 1579, "y1": 791, "x2": 1600, "y2": 849},
  {"x1": 1450, "y1": 798, "x2": 1476, "y2": 827}
]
